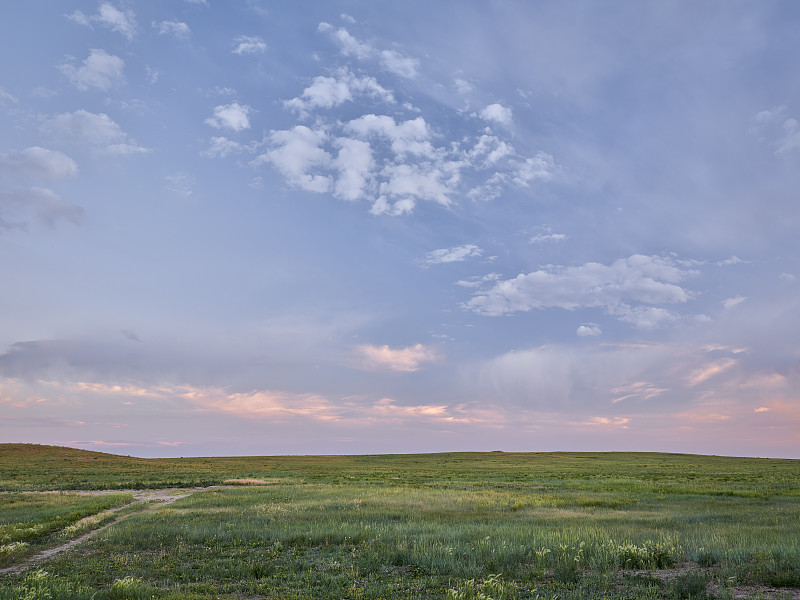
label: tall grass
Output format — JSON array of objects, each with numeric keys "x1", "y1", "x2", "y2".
[{"x1": 0, "y1": 446, "x2": 798, "y2": 598}]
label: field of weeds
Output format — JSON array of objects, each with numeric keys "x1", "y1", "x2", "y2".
[{"x1": 0, "y1": 444, "x2": 798, "y2": 599}]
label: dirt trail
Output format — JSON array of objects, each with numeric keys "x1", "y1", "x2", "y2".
[{"x1": 0, "y1": 487, "x2": 215, "y2": 577}]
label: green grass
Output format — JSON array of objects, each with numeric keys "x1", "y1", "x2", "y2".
[
  {"x1": 0, "y1": 491, "x2": 133, "y2": 568},
  {"x1": 0, "y1": 444, "x2": 798, "y2": 599}
]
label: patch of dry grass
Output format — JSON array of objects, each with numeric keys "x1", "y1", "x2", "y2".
[{"x1": 223, "y1": 478, "x2": 279, "y2": 485}]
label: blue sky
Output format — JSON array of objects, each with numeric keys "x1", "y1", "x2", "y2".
[{"x1": 1, "y1": 1, "x2": 799, "y2": 458}]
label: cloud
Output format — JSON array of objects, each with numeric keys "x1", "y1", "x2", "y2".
[
  {"x1": 572, "y1": 416, "x2": 630, "y2": 428},
  {"x1": 369, "y1": 196, "x2": 414, "y2": 216},
  {"x1": 254, "y1": 126, "x2": 332, "y2": 193},
  {"x1": 512, "y1": 153, "x2": 556, "y2": 185},
  {"x1": 355, "y1": 343, "x2": 441, "y2": 372},
  {"x1": 0, "y1": 187, "x2": 83, "y2": 231},
  {"x1": 232, "y1": 35, "x2": 267, "y2": 55},
  {"x1": 0, "y1": 147, "x2": 78, "y2": 181},
  {"x1": 317, "y1": 23, "x2": 419, "y2": 80},
  {"x1": 0, "y1": 87, "x2": 17, "y2": 104},
  {"x1": 284, "y1": 70, "x2": 394, "y2": 118},
  {"x1": 419, "y1": 244, "x2": 483, "y2": 266},
  {"x1": 576, "y1": 324, "x2": 602, "y2": 337},
  {"x1": 380, "y1": 50, "x2": 419, "y2": 79},
  {"x1": 121, "y1": 330, "x2": 141, "y2": 342},
  {"x1": 611, "y1": 382, "x2": 668, "y2": 403},
  {"x1": 346, "y1": 114, "x2": 432, "y2": 157},
  {"x1": 184, "y1": 387, "x2": 337, "y2": 421},
  {"x1": 332, "y1": 138, "x2": 373, "y2": 201},
  {"x1": 722, "y1": 296, "x2": 747, "y2": 309},
  {"x1": 60, "y1": 49, "x2": 125, "y2": 91},
  {"x1": 464, "y1": 254, "x2": 696, "y2": 326},
  {"x1": 479, "y1": 103, "x2": 513, "y2": 127},
  {"x1": 204, "y1": 103, "x2": 253, "y2": 131},
  {"x1": 455, "y1": 273, "x2": 502, "y2": 288},
  {"x1": 153, "y1": 20, "x2": 191, "y2": 39},
  {"x1": 67, "y1": 3, "x2": 137, "y2": 40},
  {"x1": 201, "y1": 136, "x2": 244, "y2": 158},
  {"x1": 318, "y1": 23, "x2": 373, "y2": 60},
  {"x1": 165, "y1": 172, "x2": 194, "y2": 196},
  {"x1": 752, "y1": 106, "x2": 800, "y2": 155},
  {"x1": 253, "y1": 24, "x2": 557, "y2": 215},
  {"x1": 530, "y1": 232, "x2": 567, "y2": 243},
  {"x1": 40, "y1": 110, "x2": 149, "y2": 155}
]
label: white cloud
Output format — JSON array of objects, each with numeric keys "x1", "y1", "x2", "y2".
[
  {"x1": 577, "y1": 324, "x2": 602, "y2": 336},
  {"x1": 468, "y1": 135, "x2": 513, "y2": 166},
  {"x1": 465, "y1": 254, "x2": 696, "y2": 325},
  {"x1": 254, "y1": 126, "x2": 332, "y2": 193},
  {"x1": 318, "y1": 23, "x2": 373, "y2": 60},
  {"x1": 380, "y1": 163, "x2": 454, "y2": 206},
  {"x1": 257, "y1": 27, "x2": 557, "y2": 216},
  {"x1": 779, "y1": 272, "x2": 796, "y2": 282},
  {"x1": 0, "y1": 87, "x2": 17, "y2": 104},
  {"x1": 204, "y1": 103, "x2": 253, "y2": 132},
  {"x1": 722, "y1": 296, "x2": 747, "y2": 309},
  {"x1": 165, "y1": 172, "x2": 194, "y2": 196},
  {"x1": 530, "y1": 232, "x2": 567, "y2": 243},
  {"x1": 346, "y1": 114, "x2": 433, "y2": 157},
  {"x1": 285, "y1": 70, "x2": 394, "y2": 118},
  {"x1": 369, "y1": 196, "x2": 414, "y2": 216},
  {"x1": 355, "y1": 343, "x2": 441, "y2": 372},
  {"x1": 41, "y1": 109, "x2": 149, "y2": 156},
  {"x1": 145, "y1": 66, "x2": 161, "y2": 85},
  {"x1": 454, "y1": 78, "x2": 474, "y2": 95},
  {"x1": 332, "y1": 138, "x2": 373, "y2": 201},
  {"x1": 232, "y1": 35, "x2": 267, "y2": 55},
  {"x1": 380, "y1": 49, "x2": 419, "y2": 79},
  {"x1": 153, "y1": 20, "x2": 191, "y2": 39},
  {"x1": 68, "y1": 3, "x2": 137, "y2": 40},
  {"x1": 0, "y1": 187, "x2": 83, "y2": 231},
  {"x1": 479, "y1": 103, "x2": 513, "y2": 127},
  {"x1": 455, "y1": 272, "x2": 501, "y2": 288},
  {"x1": 106, "y1": 142, "x2": 151, "y2": 156},
  {"x1": 420, "y1": 244, "x2": 483, "y2": 266},
  {"x1": 752, "y1": 106, "x2": 800, "y2": 155},
  {"x1": 202, "y1": 136, "x2": 244, "y2": 158},
  {"x1": 60, "y1": 49, "x2": 125, "y2": 91},
  {"x1": 0, "y1": 147, "x2": 78, "y2": 181},
  {"x1": 512, "y1": 153, "x2": 556, "y2": 185},
  {"x1": 608, "y1": 305, "x2": 679, "y2": 331}
]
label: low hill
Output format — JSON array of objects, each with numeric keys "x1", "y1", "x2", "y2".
[{"x1": 2, "y1": 443, "x2": 799, "y2": 493}]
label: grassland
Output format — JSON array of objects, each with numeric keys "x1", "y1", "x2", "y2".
[{"x1": 0, "y1": 444, "x2": 799, "y2": 599}]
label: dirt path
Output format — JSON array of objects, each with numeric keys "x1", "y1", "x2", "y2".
[{"x1": 0, "y1": 487, "x2": 214, "y2": 578}]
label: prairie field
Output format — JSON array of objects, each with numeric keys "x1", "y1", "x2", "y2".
[{"x1": 0, "y1": 444, "x2": 799, "y2": 599}]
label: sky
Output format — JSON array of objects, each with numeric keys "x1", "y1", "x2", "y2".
[{"x1": 1, "y1": 1, "x2": 799, "y2": 459}]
